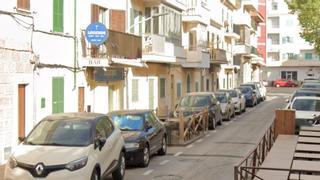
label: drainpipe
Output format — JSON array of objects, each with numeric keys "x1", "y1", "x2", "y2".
[{"x1": 73, "y1": 0, "x2": 77, "y2": 91}]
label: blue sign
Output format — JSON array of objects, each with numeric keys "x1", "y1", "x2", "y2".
[{"x1": 85, "y1": 22, "x2": 108, "y2": 45}]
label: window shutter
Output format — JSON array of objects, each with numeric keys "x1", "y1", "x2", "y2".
[
  {"x1": 109, "y1": 10, "x2": 125, "y2": 32},
  {"x1": 53, "y1": 0, "x2": 63, "y2": 32},
  {"x1": 132, "y1": 80, "x2": 139, "y2": 102},
  {"x1": 91, "y1": 4, "x2": 99, "y2": 23},
  {"x1": 160, "y1": 78, "x2": 166, "y2": 98},
  {"x1": 17, "y1": 0, "x2": 30, "y2": 10}
]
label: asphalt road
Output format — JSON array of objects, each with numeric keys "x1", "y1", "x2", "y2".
[{"x1": 104, "y1": 88, "x2": 294, "y2": 180}]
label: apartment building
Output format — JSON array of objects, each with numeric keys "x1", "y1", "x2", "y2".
[{"x1": 266, "y1": 0, "x2": 316, "y2": 83}]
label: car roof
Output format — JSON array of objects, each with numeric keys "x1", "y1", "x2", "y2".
[
  {"x1": 108, "y1": 109, "x2": 152, "y2": 115},
  {"x1": 294, "y1": 89, "x2": 320, "y2": 93},
  {"x1": 293, "y1": 96, "x2": 320, "y2": 101},
  {"x1": 215, "y1": 91, "x2": 227, "y2": 95},
  {"x1": 186, "y1": 92, "x2": 214, "y2": 96},
  {"x1": 217, "y1": 89, "x2": 236, "y2": 92},
  {"x1": 44, "y1": 112, "x2": 105, "y2": 121},
  {"x1": 302, "y1": 82, "x2": 320, "y2": 85},
  {"x1": 239, "y1": 86, "x2": 253, "y2": 89}
]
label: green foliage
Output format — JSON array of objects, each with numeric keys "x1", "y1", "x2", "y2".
[{"x1": 286, "y1": 0, "x2": 320, "y2": 54}]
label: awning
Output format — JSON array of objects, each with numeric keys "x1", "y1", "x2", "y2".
[{"x1": 111, "y1": 58, "x2": 148, "y2": 68}]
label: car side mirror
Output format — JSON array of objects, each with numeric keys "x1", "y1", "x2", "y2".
[
  {"x1": 94, "y1": 137, "x2": 106, "y2": 151},
  {"x1": 145, "y1": 122, "x2": 152, "y2": 131}
]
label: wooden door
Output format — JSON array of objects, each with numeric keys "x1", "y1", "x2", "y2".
[
  {"x1": 78, "y1": 87, "x2": 84, "y2": 112},
  {"x1": 18, "y1": 84, "x2": 26, "y2": 137}
]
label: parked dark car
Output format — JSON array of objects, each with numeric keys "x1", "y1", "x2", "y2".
[
  {"x1": 174, "y1": 92, "x2": 222, "y2": 130},
  {"x1": 239, "y1": 86, "x2": 257, "y2": 107},
  {"x1": 285, "y1": 89, "x2": 320, "y2": 109},
  {"x1": 240, "y1": 83, "x2": 262, "y2": 102},
  {"x1": 108, "y1": 110, "x2": 167, "y2": 167},
  {"x1": 301, "y1": 82, "x2": 320, "y2": 90},
  {"x1": 273, "y1": 79, "x2": 298, "y2": 87}
]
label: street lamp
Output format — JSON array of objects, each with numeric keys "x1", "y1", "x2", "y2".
[{"x1": 126, "y1": 12, "x2": 169, "y2": 33}]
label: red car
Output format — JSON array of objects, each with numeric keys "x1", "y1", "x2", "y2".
[{"x1": 274, "y1": 79, "x2": 298, "y2": 87}]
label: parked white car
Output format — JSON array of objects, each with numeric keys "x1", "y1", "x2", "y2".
[
  {"x1": 252, "y1": 82, "x2": 267, "y2": 101},
  {"x1": 289, "y1": 97, "x2": 320, "y2": 132},
  {"x1": 4, "y1": 113, "x2": 125, "y2": 180}
]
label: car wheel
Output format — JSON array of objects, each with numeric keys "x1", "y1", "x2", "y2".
[
  {"x1": 242, "y1": 106, "x2": 246, "y2": 112},
  {"x1": 276, "y1": 84, "x2": 280, "y2": 87},
  {"x1": 158, "y1": 136, "x2": 167, "y2": 155},
  {"x1": 91, "y1": 168, "x2": 100, "y2": 180},
  {"x1": 112, "y1": 152, "x2": 125, "y2": 180},
  {"x1": 140, "y1": 146, "x2": 150, "y2": 167},
  {"x1": 208, "y1": 115, "x2": 216, "y2": 130},
  {"x1": 217, "y1": 112, "x2": 223, "y2": 126}
]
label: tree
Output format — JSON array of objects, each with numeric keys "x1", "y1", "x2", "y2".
[{"x1": 286, "y1": 0, "x2": 320, "y2": 54}]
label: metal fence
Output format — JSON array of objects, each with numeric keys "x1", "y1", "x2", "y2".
[{"x1": 234, "y1": 121, "x2": 275, "y2": 180}]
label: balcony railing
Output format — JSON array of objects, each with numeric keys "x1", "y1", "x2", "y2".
[
  {"x1": 210, "y1": 48, "x2": 228, "y2": 64},
  {"x1": 234, "y1": 25, "x2": 250, "y2": 45},
  {"x1": 81, "y1": 30, "x2": 142, "y2": 59}
]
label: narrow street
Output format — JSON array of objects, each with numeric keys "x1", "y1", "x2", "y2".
[{"x1": 103, "y1": 88, "x2": 294, "y2": 180}]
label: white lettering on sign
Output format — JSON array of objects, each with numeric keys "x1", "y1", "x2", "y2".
[
  {"x1": 89, "y1": 60, "x2": 101, "y2": 65},
  {"x1": 87, "y1": 31, "x2": 106, "y2": 35}
]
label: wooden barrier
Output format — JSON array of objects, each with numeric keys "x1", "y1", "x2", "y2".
[
  {"x1": 274, "y1": 109, "x2": 295, "y2": 138},
  {"x1": 165, "y1": 109, "x2": 209, "y2": 145}
]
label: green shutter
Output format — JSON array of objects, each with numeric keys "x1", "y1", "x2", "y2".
[
  {"x1": 160, "y1": 78, "x2": 166, "y2": 98},
  {"x1": 195, "y1": 82, "x2": 199, "y2": 92},
  {"x1": 52, "y1": 77, "x2": 64, "y2": 113},
  {"x1": 177, "y1": 83, "x2": 181, "y2": 98},
  {"x1": 53, "y1": 0, "x2": 63, "y2": 32},
  {"x1": 149, "y1": 79, "x2": 154, "y2": 109},
  {"x1": 132, "y1": 79, "x2": 139, "y2": 102}
]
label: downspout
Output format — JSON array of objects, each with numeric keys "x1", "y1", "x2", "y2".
[
  {"x1": 126, "y1": 0, "x2": 129, "y2": 109},
  {"x1": 73, "y1": 0, "x2": 77, "y2": 91}
]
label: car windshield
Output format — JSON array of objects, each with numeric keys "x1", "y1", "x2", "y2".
[
  {"x1": 301, "y1": 83, "x2": 320, "y2": 89},
  {"x1": 240, "y1": 88, "x2": 251, "y2": 94},
  {"x1": 180, "y1": 95, "x2": 211, "y2": 107},
  {"x1": 215, "y1": 94, "x2": 227, "y2": 103},
  {"x1": 292, "y1": 91, "x2": 320, "y2": 100},
  {"x1": 228, "y1": 91, "x2": 237, "y2": 97},
  {"x1": 26, "y1": 119, "x2": 93, "y2": 146},
  {"x1": 241, "y1": 84, "x2": 256, "y2": 90},
  {"x1": 111, "y1": 114, "x2": 144, "y2": 131},
  {"x1": 292, "y1": 99, "x2": 320, "y2": 111}
]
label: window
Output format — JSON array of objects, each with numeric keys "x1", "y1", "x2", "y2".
[
  {"x1": 160, "y1": 78, "x2": 166, "y2": 98},
  {"x1": 206, "y1": 79, "x2": 209, "y2": 92},
  {"x1": 132, "y1": 79, "x2": 139, "y2": 102},
  {"x1": 187, "y1": 74, "x2": 191, "y2": 93},
  {"x1": 17, "y1": 0, "x2": 30, "y2": 11},
  {"x1": 268, "y1": 34, "x2": 280, "y2": 45},
  {"x1": 53, "y1": 0, "x2": 64, "y2": 32},
  {"x1": 189, "y1": 31, "x2": 197, "y2": 50},
  {"x1": 282, "y1": 36, "x2": 294, "y2": 44},
  {"x1": 267, "y1": 52, "x2": 280, "y2": 61},
  {"x1": 177, "y1": 82, "x2": 182, "y2": 98},
  {"x1": 269, "y1": 17, "x2": 279, "y2": 28},
  {"x1": 130, "y1": 8, "x2": 142, "y2": 35},
  {"x1": 305, "y1": 53, "x2": 313, "y2": 60},
  {"x1": 161, "y1": 5, "x2": 182, "y2": 46},
  {"x1": 272, "y1": 2, "x2": 278, "y2": 10},
  {"x1": 281, "y1": 71, "x2": 298, "y2": 80},
  {"x1": 195, "y1": 82, "x2": 199, "y2": 92},
  {"x1": 96, "y1": 117, "x2": 114, "y2": 138}
]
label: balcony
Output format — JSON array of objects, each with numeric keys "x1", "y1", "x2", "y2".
[
  {"x1": 225, "y1": 28, "x2": 240, "y2": 40},
  {"x1": 142, "y1": 34, "x2": 186, "y2": 63},
  {"x1": 222, "y1": 0, "x2": 239, "y2": 10},
  {"x1": 181, "y1": 47, "x2": 210, "y2": 68},
  {"x1": 242, "y1": 0, "x2": 258, "y2": 12},
  {"x1": 143, "y1": 0, "x2": 186, "y2": 10},
  {"x1": 183, "y1": 1, "x2": 210, "y2": 24},
  {"x1": 80, "y1": 30, "x2": 142, "y2": 67},
  {"x1": 210, "y1": 48, "x2": 228, "y2": 64},
  {"x1": 251, "y1": 11, "x2": 264, "y2": 23}
]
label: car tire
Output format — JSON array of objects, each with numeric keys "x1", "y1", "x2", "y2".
[
  {"x1": 140, "y1": 146, "x2": 150, "y2": 167},
  {"x1": 158, "y1": 136, "x2": 167, "y2": 155},
  {"x1": 242, "y1": 106, "x2": 246, "y2": 113},
  {"x1": 209, "y1": 115, "x2": 216, "y2": 130},
  {"x1": 217, "y1": 112, "x2": 223, "y2": 126},
  {"x1": 91, "y1": 168, "x2": 100, "y2": 180},
  {"x1": 112, "y1": 152, "x2": 125, "y2": 180},
  {"x1": 276, "y1": 84, "x2": 280, "y2": 87}
]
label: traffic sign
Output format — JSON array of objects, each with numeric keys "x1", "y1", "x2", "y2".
[{"x1": 85, "y1": 22, "x2": 108, "y2": 45}]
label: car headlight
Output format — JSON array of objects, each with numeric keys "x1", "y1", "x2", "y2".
[
  {"x1": 66, "y1": 157, "x2": 88, "y2": 171},
  {"x1": 8, "y1": 156, "x2": 18, "y2": 169},
  {"x1": 125, "y1": 142, "x2": 140, "y2": 149}
]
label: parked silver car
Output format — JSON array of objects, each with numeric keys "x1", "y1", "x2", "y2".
[
  {"x1": 214, "y1": 91, "x2": 235, "y2": 121},
  {"x1": 219, "y1": 89, "x2": 246, "y2": 114}
]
